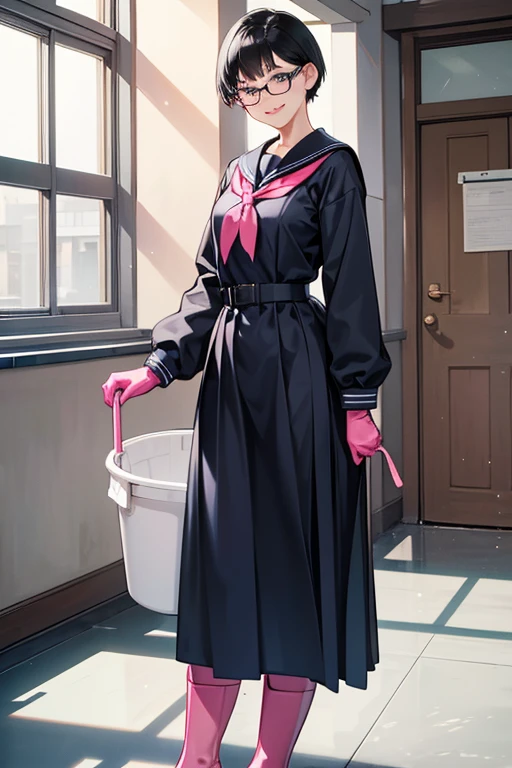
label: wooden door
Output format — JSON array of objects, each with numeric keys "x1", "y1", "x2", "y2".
[{"x1": 421, "y1": 117, "x2": 512, "y2": 527}]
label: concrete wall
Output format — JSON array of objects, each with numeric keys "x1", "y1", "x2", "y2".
[
  {"x1": 380, "y1": 23, "x2": 404, "y2": 514},
  {"x1": 329, "y1": 1, "x2": 404, "y2": 517},
  {"x1": 0, "y1": 357, "x2": 199, "y2": 611}
]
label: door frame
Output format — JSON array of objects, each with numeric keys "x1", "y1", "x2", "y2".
[{"x1": 400, "y1": 18, "x2": 512, "y2": 523}]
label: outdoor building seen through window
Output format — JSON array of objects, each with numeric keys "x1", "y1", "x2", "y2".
[{"x1": 0, "y1": 1, "x2": 124, "y2": 331}]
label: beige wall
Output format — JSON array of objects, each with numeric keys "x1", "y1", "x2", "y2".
[{"x1": 136, "y1": 0, "x2": 222, "y2": 330}]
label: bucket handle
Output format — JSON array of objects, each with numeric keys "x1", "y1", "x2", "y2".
[
  {"x1": 113, "y1": 389, "x2": 123, "y2": 457},
  {"x1": 109, "y1": 389, "x2": 132, "y2": 510}
]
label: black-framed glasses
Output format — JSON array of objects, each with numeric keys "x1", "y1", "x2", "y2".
[{"x1": 234, "y1": 66, "x2": 303, "y2": 107}]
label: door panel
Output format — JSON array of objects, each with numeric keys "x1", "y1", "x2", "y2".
[
  {"x1": 449, "y1": 367, "x2": 491, "y2": 489},
  {"x1": 421, "y1": 117, "x2": 512, "y2": 527}
]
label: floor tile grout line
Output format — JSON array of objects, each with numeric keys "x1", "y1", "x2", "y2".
[
  {"x1": 419, "y1": 653, "x2": 512, "y2": 669},
  {"x1": 345, "y1": 650, "x2": 427, "y2": 767},
  {"x1": 345, "y1": 635, "x2": 512, "y2": 766},
  {"x1": 0, "y1": 602, "x2": 136, "y2": 679},
  {"x1": 0, "y1": 629, "x2": 95, "y2": 679}
]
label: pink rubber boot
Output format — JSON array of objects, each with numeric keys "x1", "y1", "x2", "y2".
[
  {"x1": 247, "y1": 674, "x2": 317, "y2": 768},
  {"x1": 175, "y1": 665, "x2": 241, "y2": 768}
]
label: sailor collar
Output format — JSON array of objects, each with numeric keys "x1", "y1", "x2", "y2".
[{"x1": 238, "y1": 127, "x2": 365, "y2": 194}]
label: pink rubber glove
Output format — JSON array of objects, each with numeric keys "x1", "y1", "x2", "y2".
[
  {"x1": 346, "y1": 410, "x2": 403, "y2": 488},
  {"x1": 102, "y1": 366, "x2": 161, "y2": 407}
]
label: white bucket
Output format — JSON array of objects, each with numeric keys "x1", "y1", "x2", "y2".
[{"x1": 105, "y1": 392, "x2": 193, "y2": 614}]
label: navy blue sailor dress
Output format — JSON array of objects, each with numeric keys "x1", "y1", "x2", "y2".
[{"x1": 145, "y1": 127, "x2": 391, "y2": 693}]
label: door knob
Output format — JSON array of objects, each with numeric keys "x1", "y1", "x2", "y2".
[
  {"x1": 428, "y1": 283, "x2": 452, "y2": 300},
  {"x1": 424, "y1": 314, "x2": 437, "y2": 327}
]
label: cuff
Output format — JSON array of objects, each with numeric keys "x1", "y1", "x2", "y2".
[
  {"x1": 144, "y1": 349, "x2": 174, "y2": 388},
  {"x1": 341, "y1": 388, "x2": 378, "y2": 410}
]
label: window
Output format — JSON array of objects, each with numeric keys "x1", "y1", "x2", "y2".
[
  {"x1": 0, "y1": 0, "x2": 136, "y2": 336},
  {"x1": 56, "y1": 0, "x2": 111, "y2": 25},
  {"x1": 421, "y1": 40, "x2": 512, "y2": 104}
]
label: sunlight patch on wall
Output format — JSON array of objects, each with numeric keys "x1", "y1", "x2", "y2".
[{"x1": 137, "y1": 0, "x2": 218, "y2": 123}]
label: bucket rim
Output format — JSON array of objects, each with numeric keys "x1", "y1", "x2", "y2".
[
  {"x1": 105, "y1": 428, "x2": 192, "y2": 491},
  {"x1": 121, "y1": 428, "x2": 193, "y2": 447}
]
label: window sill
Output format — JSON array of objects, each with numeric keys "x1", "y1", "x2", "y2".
[
  {"x1": 0, "y1": 328, "x2": 407, "y2": 371},
  {"x1": 0, "y1": 328, "x2": 152, "y2": 369}
]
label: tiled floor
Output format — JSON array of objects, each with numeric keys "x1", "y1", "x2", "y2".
[{"x1": 1, "y1": 521, "x2": 512, "y2": 768}]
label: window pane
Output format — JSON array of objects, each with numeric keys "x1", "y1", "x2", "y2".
[
  {"x1": 0, "y1": 187, "x2": 42, "y2": 310},
  {"x1": 56, "y1": 0, "x2": 111, "y2": 25},
  {"x1": 56, "y1": 45, "x2": 107, "y2": 174},
  {"x1": 0, "y1": 25, "x2": 44, "y2": 163},
  {"x1": 57, "y1": 196, "x2": 109, "y2": 305},
  {"x1": 421, "y1": 41, "x2": 512, "y2": 104},
  {"x1": 117, "y1": 0, "x2": 131, "y2": 40}
]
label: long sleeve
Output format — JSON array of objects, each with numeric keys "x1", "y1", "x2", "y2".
[
  {"x1": 144, "y1": 160, "x2": 236, "y2": 387},
  {"x1": 320, "y1": 151, "x2": 391, "y2": 410}
]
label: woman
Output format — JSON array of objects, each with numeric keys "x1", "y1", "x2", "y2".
[{"x1": 103, "y1": 8, "x2": 397, "y2": 768}]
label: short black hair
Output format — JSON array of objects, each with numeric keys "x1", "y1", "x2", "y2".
[{"x1": 216, "y1": 8, "x2": 326, "y2": 107}]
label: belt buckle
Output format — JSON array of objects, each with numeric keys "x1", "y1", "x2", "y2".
[
  {"x1": 225, "y1": 283, "x2": 261, "y2": 307},
  {"x1": 223, "y1": 285, "x2": 235, "y2": 308}
]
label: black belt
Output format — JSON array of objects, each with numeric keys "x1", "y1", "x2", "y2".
[{"x1": 220, "y1": 282, "x2": 310, "y2": 308}]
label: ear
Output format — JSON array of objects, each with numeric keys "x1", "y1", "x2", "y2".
[{"x1": 303, "y1": 62, "x2": 319, "y2": 92}]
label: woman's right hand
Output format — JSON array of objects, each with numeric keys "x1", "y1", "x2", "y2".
[{"x1": 102, "y1": 366, "x2": 161, "y2": 407}]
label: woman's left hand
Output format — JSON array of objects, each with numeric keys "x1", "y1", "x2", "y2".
[
  {"x1": 346, "y1": 409, "x2": 403, "y2": 488},
  {"x1": 346, "y1": 410, "x2": 381, "y2": 465}
]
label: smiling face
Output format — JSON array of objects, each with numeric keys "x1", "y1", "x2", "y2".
[{"x1": 235, "y1": 53, "x2": 319, "y2": 129}]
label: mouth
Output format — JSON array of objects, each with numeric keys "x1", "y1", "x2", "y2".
[{"x1": 265, "y1": 103, "x2": 285, "y2": 115}]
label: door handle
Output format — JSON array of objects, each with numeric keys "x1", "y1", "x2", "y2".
[{"x1": 428, "y1": 282, "x2": 452, "y2": 300}]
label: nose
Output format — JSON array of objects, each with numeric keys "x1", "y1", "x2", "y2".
[{"x1": 260, "y1": 88, "x2": 275, "y2": 105}]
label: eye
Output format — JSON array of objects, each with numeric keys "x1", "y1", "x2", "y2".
[
  {"x1": 241, "y1": 87, "x2": 258, "y2": 96},
  {"x1": 271, "y1": 73, "x2": 289, "y2": 83}
]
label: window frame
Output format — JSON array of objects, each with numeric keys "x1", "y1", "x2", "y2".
[{"x1": 0, "y1": 0, "x2": 137, "y2": 337}]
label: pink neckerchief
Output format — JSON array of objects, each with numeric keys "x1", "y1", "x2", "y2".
[{"x1": 219, "y1": 151, "x2": 334, "y2": 264}]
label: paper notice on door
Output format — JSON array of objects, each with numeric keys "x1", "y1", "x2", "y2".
[{"x1": 460, "y1": 173, "x2": 512, "y2": 252}]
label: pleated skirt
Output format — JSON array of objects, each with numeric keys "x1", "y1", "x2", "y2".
[{"x1": 175, "y1": 297, "x2": 379, "y2": 693}]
